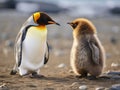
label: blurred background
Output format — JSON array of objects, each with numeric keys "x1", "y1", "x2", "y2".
[{"x1": 0, "y1": 0, "x2": 120, "y2": 78}]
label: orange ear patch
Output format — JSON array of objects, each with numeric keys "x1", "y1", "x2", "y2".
[{"x1": 33, "y1": 12, "x2": 41, "y2": 23}]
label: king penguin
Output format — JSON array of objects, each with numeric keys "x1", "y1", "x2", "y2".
[{"x1": 10, "y1": 12, "x2": 60, "y2": 77}]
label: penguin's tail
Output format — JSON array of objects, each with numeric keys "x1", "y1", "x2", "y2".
[{"x1": 10, "y1": 64, "x2": 18, "y2": 75}]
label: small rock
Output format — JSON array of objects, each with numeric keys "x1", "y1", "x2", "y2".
[
  {"x1": 96, "y1": 87, "x2": 105, "y2": 90},
  {"x1": 111, "y1": 76, "x2": 120, "y2": 80},
  {"x1": 107, "y1": 71, "x2": 120, "y2": 76},
  {"x1": 79, "y1": 85, "x2": 88, "y2": 90},
  {"x1": 57, "y1": 63, "x2": 66, "y2": 68},
  {"x1": 71, "y1": 82, "x2": 79, "y2": 86},
  {"x1": 101, "y1": 71, "x2": 120, "y2": 80},
  {"x1": 110, "y1": 84, "x2": 120, "y2": 90},
  {"x1": 111, "y1": 63, "x2": 119, "y2": 67},
  {"x1": 0, "y1": 83, "x2": 8, "y2": 90},
  {"x1": 104, "y1": 71, "x2": 120, "y2": 80},
  {"x1": 110, "y1": 37, "x2": 117, "y2": 44}
]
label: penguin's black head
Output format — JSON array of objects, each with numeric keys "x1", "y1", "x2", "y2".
[{"x1": 33, "y1": 12, "x2": 60, "y2": 26}]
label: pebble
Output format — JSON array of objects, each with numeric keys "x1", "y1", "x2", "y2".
[
  {"x1": 79, "y1": 85, "x2": 88, "y2": 90},
  {"x1": 110, "y1": 84, "x2": 120, "y2": 90},
  {"x1": 95, "y1": 87, "x2": 105, "y2": 90},
  {"x1": 71, "y1": 82, "x2": 79, "y2": 86},
  {"x1": 111, "y1": 63, "x2": 119, "y2": 67},
  {"x1": 107, "y1": 71, "x2": 120, "y2": 76},
  {"x1": 111, "y1": 76, "x2": 120, "y2": 80},
  {"x1": 103, "y1": 71, "x2": 120, "y2": 80},
  {"x1": 0, "y1": 83, "x2": 8, "y2": 90},
  {"x1": 57, "y1": 63, "x2": 66, "y2": 68},
  {"x1": 110, "y1": 37, "x2": 117, "y2": 44}
]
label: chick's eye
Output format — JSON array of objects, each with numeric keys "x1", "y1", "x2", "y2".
[{"x1": 72, "y1": 23, "x2": 78, "y2": 29}]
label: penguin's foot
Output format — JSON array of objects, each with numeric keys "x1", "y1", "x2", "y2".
[
  {"x1": 76, "y1": 75, "x2": 87, "y2": 79},
  {"x1": 75, "y1": 75, "x2": 82, "y2": 78},
  {"x1": 10, "y1": 70, "x2": 17, "y2": 75},
  {"x1": 76, "y1": 72, "x2": 88, "y2": 79},
  {"x1": 30, "y1": 72, "x2": 45, "y2": 78}
]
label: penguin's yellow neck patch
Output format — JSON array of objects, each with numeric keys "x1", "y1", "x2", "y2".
[
  {"x1": 33, "y1": 12, "x2": 41, "y2": 23},
  {"x1": 35, "y1": 25, "x2": 47, "y2": 31}
]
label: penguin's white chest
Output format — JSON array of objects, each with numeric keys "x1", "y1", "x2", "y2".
[{"x1": 21, "y1": 26, "x2": 47, "y2": 70}]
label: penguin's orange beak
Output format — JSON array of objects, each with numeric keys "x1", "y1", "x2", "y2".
[{"x1": 48, "y1": 21, "x2": 60, "y2": 26}]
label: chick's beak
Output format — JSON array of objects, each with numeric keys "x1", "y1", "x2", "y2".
[
  {"x1": 67, "y1": 22, "x2": 72, "y2": 25},
  {"x1": 48, "y1": 21, "x2": 60, "y2": 26}
]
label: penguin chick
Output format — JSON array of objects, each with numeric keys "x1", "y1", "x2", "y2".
[
  {"x1": 68, "y1": 18, "x2": 105, "y2": 78},
  {"x1": 10, "y1": 12, "x2": 60, "y2": 77}
]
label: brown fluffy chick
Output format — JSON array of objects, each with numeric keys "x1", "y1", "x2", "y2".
[{"x1": 68, "y1": 18, "x2": 105, "y2": 78}]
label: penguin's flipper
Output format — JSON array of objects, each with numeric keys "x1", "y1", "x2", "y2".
[
  {"x1": 88, "y1": 41, "x2": 100, "y2": 65},
  {"x1": 15, "y1": 26, "x2": 30, "y2": 67},
  {"x1": 10, "y1": 31, "x2": 23, "y2": 75},
  {"x1": 15, "y1": 32, "x2": 23, "y2": 67},
  {"x1": 44, "y1": 42, "x2": 49, "y2": 64}
]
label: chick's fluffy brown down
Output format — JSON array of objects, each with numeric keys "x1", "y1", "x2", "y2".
[{"x1": 69, "y1": 18, "x2": 105, "y2": 77}]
